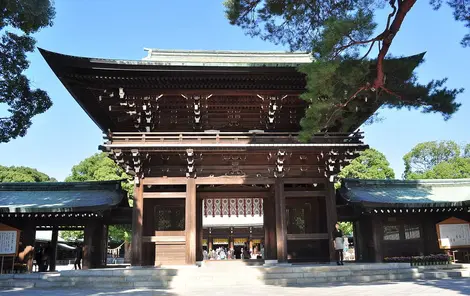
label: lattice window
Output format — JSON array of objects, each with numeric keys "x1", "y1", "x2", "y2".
[
  {"x1": 245, "y1": 198, "x2": 253, "y2": 216},
  {"x1": 383, "y1": 225, "x2": 400, "y2": 241},
  {"x1": 229, "y1": 199, "x2": 237, "y2": 217},
  {"x1": 237, "y1": 198, "x2": 245, "y2": 217},
  {"x1": 203, "y1": 198, "x2": 263, "y2": 217},
  {"x1": 155, "y1": 206, "x2": 185, "y2": 231},
  {"x1": 205, "y1": 199, "x2": 213, "y2": 217},
  {"x1": 405, "y1": 224, "x2": 421, "y2": 240},
  {"x1": 175, "y1": 208, "x2": 185, "y2": 230},
  {"x1": 214, "y1": 199, "x2": 222, "y2": 216},
  {"x1": 286, "y1": 207, "x2": 306, "y2": 234},
  {"x1": 222, "y1": 199, "x2": 229, "y2": 216},
  {"x1": 253, "y1": 198, "x2": 261, "y2": 216},
  {"x1": 156, "y1": 208, "x2": 171, "y2": 231}
]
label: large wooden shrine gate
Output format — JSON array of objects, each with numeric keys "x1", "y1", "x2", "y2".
[
  {"x1": 40, "y1": 49, "x2": 370, "y2": 265},
  {"x1": 104, "y1": 131, "x2": 366, "y2": 265}
]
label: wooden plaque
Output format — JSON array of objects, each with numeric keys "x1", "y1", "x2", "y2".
[
  {"x1": 0, "y1": 224, "x2": 21, "y2": 256},
  {"x1": 436, "y1": 217, "x2": 470, "y2": 249}
]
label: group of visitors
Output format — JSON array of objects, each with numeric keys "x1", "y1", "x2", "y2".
[
  {"x1": 203, "y1": 247, "x2": 233, "y2": 260},
  {"x1": 201, "y1": 225, "x2": 347, "y2": 265},
  {"x1": 33, "y1": 242, "x2": 83, "y2": 272},
  {"x1": 202, "y1": 243, "x2": 264, "y2": 260}
]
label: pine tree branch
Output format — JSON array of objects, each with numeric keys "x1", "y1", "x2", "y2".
[
  {"x1": 334, "y1": 37, "x2": 379, "y2": 58},
  {"x1": 373, "y1": 0, "x2": 417, "y2": 90},
  {"x1": 239, "y1": 0, "x2": 261, "y2": 20},
  {"x1": 360, "y1": 41, "x2": 376, "y2": 60},
  {"x1": 324, "y1": 86, "x2": 368, "y2": 128},
  {"x1": 379, "y1": 86, "x2": 402, "y2": 99}
]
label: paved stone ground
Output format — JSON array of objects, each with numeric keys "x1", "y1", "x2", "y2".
[{"x1": 1, "y1": 279, "x2": 470, "y2": 296}]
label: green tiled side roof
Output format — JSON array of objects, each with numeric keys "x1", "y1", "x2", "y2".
[
  {"x1": 0, "y1": 180, "x2": 126, "y2": 213},
  {"x1": 339, "y1": 179, "x2": 470, "y2": 208}
]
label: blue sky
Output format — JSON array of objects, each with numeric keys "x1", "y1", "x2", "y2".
[{"x1": 0, "y1": 0, "x2": 468, "y2": 181}]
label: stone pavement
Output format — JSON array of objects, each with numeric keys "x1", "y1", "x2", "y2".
[{"x1": 1, "y1": 279, "x2": 470, "y2": 296}]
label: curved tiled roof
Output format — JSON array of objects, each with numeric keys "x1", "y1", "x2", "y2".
[
  {"x1": 339, "y1": 179, "x2": 470, "y2": 208},
  {"x1": 0, "y1": 180, "x2": 127, "y2": 213}
]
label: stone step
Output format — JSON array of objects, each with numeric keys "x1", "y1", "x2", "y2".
[
  {"x1": 422, "y1": 269, "x2": 470, "y2": 279},
  {"x1": 266, "y1": 273, "x2": 424, "y2": 287},
  {"x1": 60, "y1": 268, "x2": 178, "y2": 277},
  {"x1": 1, "y1": 264, "x2": 467, "y2": 290}
]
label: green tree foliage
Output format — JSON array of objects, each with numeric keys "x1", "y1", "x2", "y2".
[
  {"x1": 403, "y1": 141, "x2": 461, "y2": 177},
  {"x1": 404, "y1": 141, "x2": 470, "y2": 179},
  {"x1": 0, "y1": 0, "x2": 55, "y2": 143},
  {"x1": 338, "y1": 148, "x2": 395, "y2": 180},
  {"x1": 59, "y1": 230, "x2": 83, "y2": 242},
  {"x1": 464, "y1": 144, "x2": 470, "y2": 158},
  {"x1": 338, "y1": 222, "x2": 353, "y2": 236},
  {"x1": 419, "y1": 157, "x2": 470, "y2": 179},
  {"x1": 65, "y1": 152, "x2": 133, "y2": 198},
  {"x1": 60, "y1": 226, "x2": 132, "y2": 243},
  {"x1": 108, "y1": 225, "x2": 132, "y2": 243},
  {"x1": 63, "y1": 152, "x2": 133, "y2": 242},
  {"x1": 225, "y1": 0, "x2": 465, "y2": 139},
  {"x1": 0, "y1": 165, "x2": 56, "y2": 182}
]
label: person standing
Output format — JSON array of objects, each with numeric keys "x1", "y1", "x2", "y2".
[
  {"x1": 42, "y1": 242, "x2": 52, "y2": 272},
  {"x1": 332, "y1": 223, "x2": 344, "y2": 265},
  {"x1": 74, "y1": 243, "x2": 83, "y2": 270},
  {"x1": 34, "y1": 244, "x2": 43, "y2": 272}
]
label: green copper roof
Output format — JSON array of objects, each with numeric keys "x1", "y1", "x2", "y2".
[
  {"x1": 0, "y1": 180, "x2": 127, "y2": 213},
  {"x1": 142, "y1": 49, "x2": 313, "y2": 67},
  {"x1": 339, "y1": 179, "x2": 470, "y2": 208}
]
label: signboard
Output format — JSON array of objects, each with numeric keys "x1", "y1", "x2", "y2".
[
  {"x1": 436, "y1": 217, "x2": 470, "y2": 249},
  {"x1": 0, "y1": 231, "x2": 17, "y2": 255}
]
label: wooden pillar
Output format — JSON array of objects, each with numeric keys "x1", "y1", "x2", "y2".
[
  {"x1": 196, "y1": 198, "x2": 203, "y2": 261},
  {"x1": 326, "y1": 181, "x2": 338, "y2": 262},
  {"x1": 185, "y1": 178, "x2": 197, "y2": 265},
  {"x1": 83, "y1": 222, "x2": 94, "y2": 269},
  {"x1": 361, "y1": 216, "x2": 375, "y2": 262},
  {"x1": 101, "y1": 225, "x2": 108, "y2": 267},
  {"x1": 49, "y1": 227, "x2": 59, "y2": 271},
  {"x1": 263, "y1": 195, "x2": 277, "y2": 260},
  {"x1": 21, "y1": 224, "x2": 36, "y2": 272},
  {"x1": 353, "y1": 221, "x2": 362, "y2": 262},
  {"x1": 92, "y1": 223, "x2": 103, "y2": 268},
  {"x1": 208, "y1": 237, "x2": 213, "y2": 251},
  {"x1": 84, "y1": 221, "x2": 106, "y2": 269},
  {"x1": 372, "y1": 216, "x2": 383, "y2": 262},
  {"x1": 274, "y1": 179, "x2": 287, "y2": 262},
  {"x1": 131, "y1": 180, "x2": 144, "y2": 266}
]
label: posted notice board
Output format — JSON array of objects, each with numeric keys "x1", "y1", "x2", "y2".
[
  {"x1": 0, "y1": 224, "x2": 21, "y2": 256},
  {"x1": 0, "y1": 231, "x2": 18, "y2": 255},
  {"x1": 436, "y1": 217, "x2": 470, "y2": 249}
]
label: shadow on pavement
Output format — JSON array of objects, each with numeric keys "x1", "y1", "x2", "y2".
[{"x1": 415, "y1": 278, "x2": 470, "y2": 295}]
